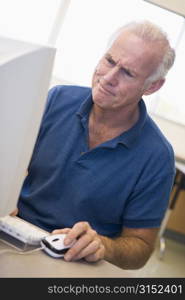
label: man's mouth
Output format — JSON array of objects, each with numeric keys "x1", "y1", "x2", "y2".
[{"x1": 98, "y1": 82, "x2": 115, "y2": 96}]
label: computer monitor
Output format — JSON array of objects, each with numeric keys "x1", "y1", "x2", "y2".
[{"x1": 0, "y1": 36, "x2": 56, "y2": 217}]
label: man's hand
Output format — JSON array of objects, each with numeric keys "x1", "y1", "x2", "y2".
[
  {"x1": 10, "y1": 208, "x2": 18, "y2": 216},
  {"x1": 52, "y1": 221, "x2": 105, "y2": 263}
]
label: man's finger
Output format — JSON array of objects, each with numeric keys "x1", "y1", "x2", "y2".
[
  {"x1": 72, "y1": 238, "x2": 101, "y2": 260},
  {"x1": 64, "y1": 232, "x2": 94, "y2": 260},
  {"x1": 64, "y1": 221, "x2": 91, "y2": 243},
  {"x1": 84, "y1": 244, "x2": 105, "y2": 262}
]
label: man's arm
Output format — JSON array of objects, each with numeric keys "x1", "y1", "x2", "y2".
[
  {"x1": 100, "y1": 227, "x2": 158, "y2": 269},
  {"x1": 52, "y1": 222, "x2": 158, "y2": 270}
]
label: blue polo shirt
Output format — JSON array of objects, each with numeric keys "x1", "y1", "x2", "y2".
[{"x1": 18, "y1": 85, "x2": 175, "y2": 237}]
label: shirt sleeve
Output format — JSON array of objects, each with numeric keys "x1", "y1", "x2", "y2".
[{"x1": 123, "y1": 167, "x2": 175, "y2": 229}]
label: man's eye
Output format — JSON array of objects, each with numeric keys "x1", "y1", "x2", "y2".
[
  {"x1": 106, "y1": 57, "x2": 115, "y2": 65},
  {"x1": 122, "y1": 68, "x2": 133, "y2": 77}
]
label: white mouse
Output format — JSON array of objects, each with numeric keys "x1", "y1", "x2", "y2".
[{"x1": 41, "y1": 233, "x2": 76, "y2": 258}]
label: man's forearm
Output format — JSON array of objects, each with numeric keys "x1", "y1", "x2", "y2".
[{"x1": 100, "y1": 235, "x2": 154, "y2": 270}]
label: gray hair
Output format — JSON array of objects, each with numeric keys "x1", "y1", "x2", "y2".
[{"x1": 108, "y1": 20, "x2": 175, "y2": 83}]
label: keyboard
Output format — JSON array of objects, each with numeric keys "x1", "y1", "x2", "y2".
[{"x1": 0, "y1": 215, "x2": 49, "y2": 245}]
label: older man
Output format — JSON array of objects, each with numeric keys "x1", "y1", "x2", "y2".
[{"x1": 18, "y1": 20, "x2": 175, "y2": 269}]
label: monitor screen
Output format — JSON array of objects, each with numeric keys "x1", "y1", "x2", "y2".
[{"x1": 0, "y1": 36, "x2": 56, "y2": 217}]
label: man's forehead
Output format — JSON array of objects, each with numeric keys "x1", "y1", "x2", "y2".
[{"x1": 108, "y1": 32, "x2": 162, "y2": 75}]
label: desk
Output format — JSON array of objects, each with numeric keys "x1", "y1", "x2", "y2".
[{"x1": 0, "y1": 241, "x2": 135, "y2": 278}]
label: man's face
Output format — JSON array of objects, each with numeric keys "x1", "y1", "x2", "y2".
[{"x1": 92, "y1": 30, "x2": 163, "y2": 111}]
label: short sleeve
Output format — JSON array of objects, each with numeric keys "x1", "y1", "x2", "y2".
[{"x1": 123, "y1": 171, "x2": 175, "y2": 228}]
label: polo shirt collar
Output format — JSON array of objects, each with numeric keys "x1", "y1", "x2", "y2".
[
  {"x1": 77, "y1": 92, "x2": 93, "y2": 119},
  {"x1": 118, "y1": 99, "x2": 147, "y2": 148},
  {"x1": 77, "y1": 91, "x2": 147, "y2": 148}
]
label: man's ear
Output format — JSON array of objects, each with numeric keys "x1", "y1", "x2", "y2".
[{"x1": 144, "y1": 78, "x2": 165, "y2": 96}]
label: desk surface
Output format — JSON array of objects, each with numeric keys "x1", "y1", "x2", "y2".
[{"x1": 0, "y1": 241, "x2": 135, "y2": 278}]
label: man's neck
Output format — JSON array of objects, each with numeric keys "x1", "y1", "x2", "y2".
[
  {"x1": 88, "y1": 103, "x2": 140, "y2": 149},
  {"x1": 90, "y1": 102, "x2": 140, "y2": 130}
]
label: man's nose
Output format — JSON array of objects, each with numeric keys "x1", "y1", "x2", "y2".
[{"x1": 103, "y1": 67, "x2": 119, "y2": 86}]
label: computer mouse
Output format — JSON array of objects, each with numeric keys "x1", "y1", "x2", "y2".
[{"x1": 41, "y1": 233, "x2": 76, "y2": 258}]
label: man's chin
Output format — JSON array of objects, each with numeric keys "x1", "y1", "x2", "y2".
[{"x1": 93, "y1": 97, "x2": 115, "y2": 111}]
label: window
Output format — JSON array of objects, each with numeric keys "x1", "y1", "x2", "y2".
[
  {"x1": 0, "y1": 0, "x2": 184, "y2": 125},
  {"x1": 53, "y1": 0, "x2": 185, "y2": 125},
  {"x1": 0, "y1": 0, "x2": 61, "y2": 44},
  {"x1": 54, "y1": 0, "x2": 183, "y2": 85},
  {"x1": 151, "y1": 21, "x2": 185, "y2": 125}
]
